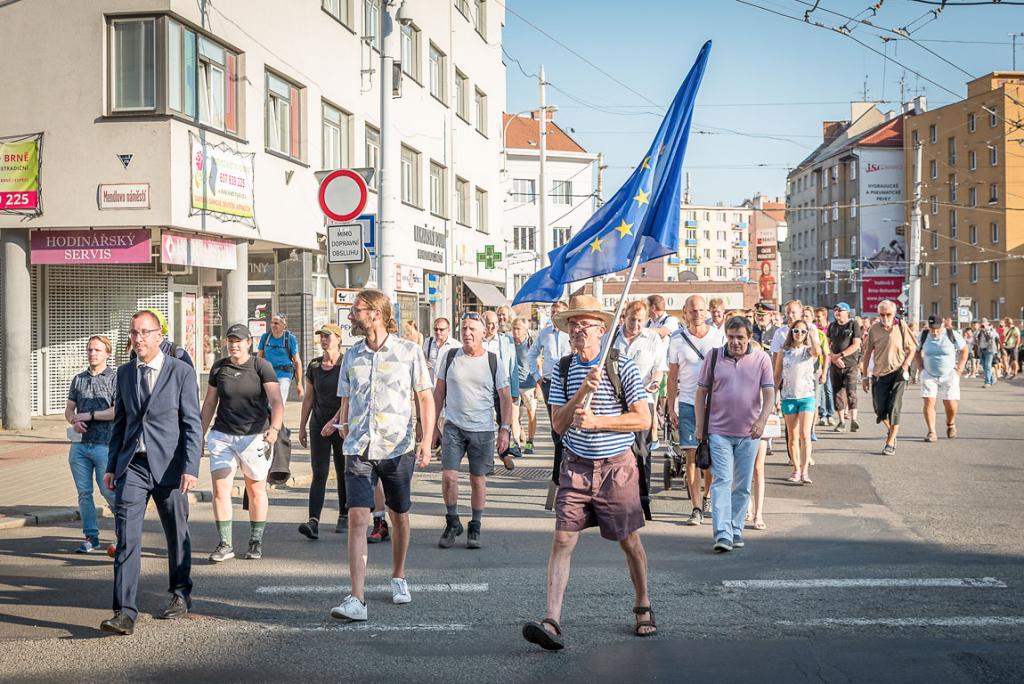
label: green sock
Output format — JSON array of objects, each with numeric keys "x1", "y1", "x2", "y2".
[
  {"x1": 216, "y1": 520, "x2": 232, "y2": 546},
  {"x1": 249, "y1": 521, "x2": 267, "y2": 542}
]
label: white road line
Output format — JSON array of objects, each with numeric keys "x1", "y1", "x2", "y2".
[
  {"x1": 778, "y1": 617, "x2": 1024, "y2": 628},
  {"x1": 276, "y1": 623, "x2": 470, "y2": 632},
  {"x1": 255, "y1": 583, "x2": 489, "y2": 595},
  {"x1": 723, "y1": 577, "x2": 1007, "y2": 589}
]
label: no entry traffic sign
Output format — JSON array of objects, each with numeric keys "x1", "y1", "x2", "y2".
[{"x1": 318, "y1": 169, "x2": 368, "y2": 223}]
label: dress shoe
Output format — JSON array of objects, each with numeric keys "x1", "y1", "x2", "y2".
[
  {"x1": 159, "y1": 595, "x2": 191, "y2": 619},
  {"x1": 99, "y1": 612, "x2": 135, "y2": 635}
]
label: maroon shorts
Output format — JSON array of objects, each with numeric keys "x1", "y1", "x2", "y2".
[{"x1": 555, "y1": 449, "x2": 645, "y2": 541}]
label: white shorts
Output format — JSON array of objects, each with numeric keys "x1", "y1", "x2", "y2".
[
  {"x1": 207, "y1": 430, "x2": 272, "y2": 481},
  {"x1": 520, "y1": 388, "x2": 538, "y2": 413},
  {"x1": 920, "y1": 372, "x2": 960, "y2": 401}
]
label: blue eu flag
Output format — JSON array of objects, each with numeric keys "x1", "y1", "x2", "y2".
[{"x1": 513, "y1": 41, "x2": 712, "y2": 305}]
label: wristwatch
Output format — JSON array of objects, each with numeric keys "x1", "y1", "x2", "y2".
[{"x1": 499, "y1": 424, "x2": 512, "y2": 432}]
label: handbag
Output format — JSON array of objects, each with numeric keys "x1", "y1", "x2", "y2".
[
  {"x1": 761, "y1": 412, "x2": 782, "y2": 440},
  {"x1": 695, "y1": 348, "x2": 719, "y2": 470}
]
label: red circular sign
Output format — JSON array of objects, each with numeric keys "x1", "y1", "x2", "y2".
[{"x1": 318, "y1": 169, "x2": 368, "y2": 222}]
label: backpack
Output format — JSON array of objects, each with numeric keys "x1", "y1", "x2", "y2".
[
  {"x1": 919, "y1": 328, "x2": 957, "y2": 350},
  {"x1": 260, "y1": 331, "x2": 298, "y2": 374},
  {"x1": 559, "y1": 347, "x2": 627, "y2": 411},
  {"x1": 441, "y1": 348, "x2": 501, "y2": 421}
]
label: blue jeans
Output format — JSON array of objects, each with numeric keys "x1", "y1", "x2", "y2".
[
  {"x1": 818, "y1": 372, "x2": 834, "y2": 418},
  {"x1": 69, "y1": 442, "x2": 115, "y2": 539},
  {"x1": 980, "y1": 351, "x2": 996, "y2": 386},
  {"x1": 709, "y1": 434, "x2": 759, "y2": 543}
]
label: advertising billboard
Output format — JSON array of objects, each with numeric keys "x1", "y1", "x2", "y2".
[
  {"x1": 190, "y1": 133, "x2": 256, "y2": 226},
  {"x1": 0, "y1": 133, "x2": 42, "y2": 215},
  {"x1": 858, "y1": 148, "x2": 905, "y2": 311}
]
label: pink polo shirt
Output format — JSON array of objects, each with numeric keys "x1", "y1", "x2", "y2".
[{"x1": 697, "y1": 344, "x2": 774, "y2": 437}]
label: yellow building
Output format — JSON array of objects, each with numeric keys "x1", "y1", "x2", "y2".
[{"x1": 907, "y1": 73, "x2": 1024, "y2": 322}]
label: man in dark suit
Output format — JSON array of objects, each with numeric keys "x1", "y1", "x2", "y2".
[{"x1": 100, "y1": 310, "x2": 202, "y2": 635}]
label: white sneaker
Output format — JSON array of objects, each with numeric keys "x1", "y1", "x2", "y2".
[
  {"x1": 330, "y1": 595, "x2": 367, "y2": 621},
  {"x1": 391, "y1": 577, "x2": 412, "y2": 605}
]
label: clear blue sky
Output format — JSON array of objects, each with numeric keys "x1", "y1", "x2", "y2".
[{"x1": 503, "y1": 0, "x2": 1023, "y2": 206}]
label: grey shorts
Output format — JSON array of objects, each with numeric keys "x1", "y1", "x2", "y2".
[
  {"x1": 441, "y1": 422, "x2": 496, "y2": 476},
  {"x1": 345, "y1": 452, "x2": 415, "y2": 514}
]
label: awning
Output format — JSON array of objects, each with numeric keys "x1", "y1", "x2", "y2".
[{"x1": 463, "y1": 279, "x2": 509, "y2": 307}]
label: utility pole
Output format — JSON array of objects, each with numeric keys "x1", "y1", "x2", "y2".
[
  {"x1": 595, "y1": 152, "x2": 605, "y2": 208},
  {"x1": 1011, "y1": 33, "x2": 1024, "y2": 70},
  {"x1": 538, "y1": 64, "x2": 549, "y2": 269},
  {"x1": 908, "y1": 141, "x2": 923, "y2": 325},
  {"x1": 377, "y1": 2, "x2": 399, "y2": 298}
]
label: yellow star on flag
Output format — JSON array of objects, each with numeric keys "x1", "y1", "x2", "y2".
[
  {"x1": 641, "y1": 156, "x2": 651, "y2": 170},
  {"x1": 633, "y1": 188, "x2": 650, "y2": 207},
  {"x1": 589, "y1": 236, "x2": 603, "y2": 252},
  {"x1": 615, "y1": 219, "x2": 634, "y2": 238}
]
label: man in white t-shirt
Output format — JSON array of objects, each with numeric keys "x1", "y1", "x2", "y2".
[
  {"x1": 423, "y1": 317, "x2": 460, "y2": 383},
  {"x1": 707, "y1": 298, "x2": 726, "y2": 332},
  {"x1": 667, "y1": 295, "x2": 725, "y2": 525},
  {"x1": 432, "y1": 313, "x2": 512, "y2": 550},
  {"x1": 644, "y1": 295, "x2": 680, "y2": 445}
]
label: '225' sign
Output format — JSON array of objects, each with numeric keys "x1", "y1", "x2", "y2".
[{"x1": 0, "y1": 191, "x2": 38, "y2": 209}]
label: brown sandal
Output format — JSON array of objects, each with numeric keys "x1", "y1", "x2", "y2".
[
  {"x1": 523, "y1": 618, "x2": 563, "y2": 651},
  {"x1": 633, "y1": 606, "x2": 658, "y2": 637},
  {"x1": 947, "y1": 424, "x2": 957, "y2": 439}
]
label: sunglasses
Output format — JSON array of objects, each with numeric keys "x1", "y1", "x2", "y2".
[
  {"x1": 434, "y1": 326, "x2": 448, "y2": 331},
  {"x1": 462, "y1": 313, "x2": 482, "y2": 321},
  {"x1": 792, "y1": 329, "x2": 808, "y2": 335}
]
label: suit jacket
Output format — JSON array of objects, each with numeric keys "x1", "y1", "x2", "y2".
[{"x1": 106, "y1": 355, "x2": 202, "y2": 487}]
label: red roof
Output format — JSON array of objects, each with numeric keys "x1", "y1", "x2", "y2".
[
  {"x1": 855, "y1": 116, "x2": 903, "y2": 148},
  {"x1": 503, "y1": 113, "x2": 588, "y2": 153}
]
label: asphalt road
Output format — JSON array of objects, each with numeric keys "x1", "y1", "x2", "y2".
[{"x1": 1, "y1": 377, "x2": 1023, "y2": 683}]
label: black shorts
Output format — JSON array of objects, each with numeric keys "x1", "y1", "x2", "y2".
[{"x1": 344, "y1": 452, "x2": 415, "y2": 514}]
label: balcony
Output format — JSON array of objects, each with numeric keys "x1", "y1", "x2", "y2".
[
  {"x1": 684, "y1": 238, "x2": 699, "y2": 246},
  {"x1": 667, "y1": 255, "x2": 681, "y2": 265},
  {"x1": 684, "y1": 257, "x2": 701, "y2": 265},
  {"x1": 732, "y1": 222, "x2": 748, "y2": 230},
  {"x1": 732, "y1": 258, "x2": 749, "y2": 266},
  {"x1": 733, "y1": 239, "x2": 748, "y2": 247},
  {"x1": 684, "y1": 219, "x2": 698, "y2": 228}
]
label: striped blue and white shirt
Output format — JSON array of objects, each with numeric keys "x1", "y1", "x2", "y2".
[{"x1": 549, "y1": 353, "x2": 648, "y2": 460}]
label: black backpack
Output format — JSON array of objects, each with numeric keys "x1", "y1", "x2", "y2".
[
  {"x1": 918, "y1": 328, "x2": 957, "y2": 350},
  {"x1": 441, "y1": 348, "x2": 501, "y2": 421}
]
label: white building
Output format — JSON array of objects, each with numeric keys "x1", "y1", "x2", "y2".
[
  {"x1": 501, "y1": 112, "x2": 598, "y2": 300},
  {"x1": 0, "y1": 0, "x2": 506, "y2": 423},
  {"x1": 672, "y1": 204, "x2": 753, "y2": 283}
]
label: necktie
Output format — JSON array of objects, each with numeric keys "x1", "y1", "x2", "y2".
[{"x1": 139, "y1": 365, "x2": 152, "y2": 408}]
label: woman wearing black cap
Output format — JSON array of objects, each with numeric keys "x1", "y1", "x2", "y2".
[
  {"x1": 200, "y1": 323, "x2": 285, "y2": 562},
  {"x1": 297, "y1": 323, "x2": 347, "y2": 539}
]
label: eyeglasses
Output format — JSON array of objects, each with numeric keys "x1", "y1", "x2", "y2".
[
  {"x1": 434, "y1": 326, "x2": 449, "y2": 331},
  {"x1": 462, "y1": 312, "x2": 482, "y2": 321},
  {"x1": 792, "y1": 329, "x2": 808, "y2": 336},
  {"x1": 349, "y1": 305, "x2": 370, "y2": 314},
  {"x1": 569, "y1": 321, "x2": 602, "y2": 333},
  {"x1": 128, "y1": 328, "x2": 160, "y2": 339}
]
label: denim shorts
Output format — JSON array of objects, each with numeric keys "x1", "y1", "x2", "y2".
[
  {"x1": 781, "y1": 396, "x2": 816, "y2": 415},
  {"x1": 344, "y1": 452, "x2": 415, "y2": 514},
  {"x1": 676, "y1": 402, "x2": 698, "y2": 448}
]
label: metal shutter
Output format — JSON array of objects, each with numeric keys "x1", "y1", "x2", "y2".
[{"x1": 41, "y1": 264, "x2": 170, "y2": 414}]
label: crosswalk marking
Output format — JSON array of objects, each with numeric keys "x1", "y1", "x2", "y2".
[
  {"x1": 723, "y1": 577, "x2": 1007, "y2": 589},
  {"x1": 255, "y1": 582, "x2": 489, "y2": 594}
]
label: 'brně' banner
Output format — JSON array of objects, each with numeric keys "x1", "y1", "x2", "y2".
[
  {"x1": 0, "y1": 132, "x2": 42, "y2": 216},
  {"x1": 189, "y1": 132, "x2": 256, "y2": 228}
]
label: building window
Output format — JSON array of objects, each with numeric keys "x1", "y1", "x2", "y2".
[
  {"x1": 849, "y1": 160, "x2": 857, "y2": 181},
  {"x1": 551, "y1": 180, "x2": 572, "y2": 205},
  {"x1": 990, "y1": 144, "x2": 999, "y2": 166},
  {"x1": 989, "y1": 183, "x2": 998, "y2": 204},
  {"x1": 165, "y1": 21, "x2": 240, "y2": 134},
  {"x1": 717, "y1": 248, "x2": 727, "y2": 259},
  {"x1": 454, "y1": 69, "x2": 469, "y2": 120},
  {"x1": 931, "y1": 229, "x2": 939, "y2": 250},
  {"x1": 832, "y1": 238, "x2": 839, "y2": 257},
  {"x1": 850, "y1": 198, "x2": 858, "y2": 218},
  {"x1": 822, "y1": 169, "x2": 829, "y2": 188},
  {"x1": 322, "y1": 0, "x2": 351, "y2": 26},
  {"x1": 364, "y1": 125, "x2": 380, "y2": 190},
  {"x1": 950, "y1": 247, "x2": 957, "y2": 276},
  {"x1": 400, "y1": 23, "x2": 421, "y2": 81},
  {"x1": 991, "y1": 222, "x2": 1000, "y2": 244},
  {"x1": 931, "y1": 302, "x2": 939, "y2": 317},
  {"x1": 949, "y1": 174, "x2": 957, "y2": 203},
  {"x1": 400, "y1": 145, "x2": 421, "y2": 207},
  {"x1": 992, "y1": 262, "x2": 1000, "y2": 282},
  {"x1": 932, "y1": 265, "x2": 940, "y2": 286},
  {"x1": 474, "y1": 88, "x2": 487, "y2": 135},
  {"x1": 473, "y1": 0, "x2": 486, "y2": 36},
  {"x1": 968, "y1": 112, "x2": 976, "y2": 132},
  {"x1": 363, "y1": 0, "x2": 380, "y2": 50},
  {"x1": 322, "y1": 102, "x2": 350, "y2": 169},
  {"x1": 912, "y1": 129, "x2": 920, "y2": 146},
  {"x1": 266, "y1": 71, "x2": 302, "y2": 160},
  {"x1": 512, "y1": 178, "x2": 534, "y2": 204},
  {"x1": 948, "y1": 137, "x2": 956, "y2": 166},
  {"x1": 930, "y1": 196, "x2": 938, "y2": 215},
  {"x1": 429, "y1": 161, "x2": 446, "y2": 216},
  {"x1": 717, "y1": 267, "x2": 727, "y2": 278},
  {"x1": 686, "y1": 210, "x2": 697, "y2": 220},
  {"x1": 475, "y1": 187, "x2": 488, "y2": 233},
  {"x1": 970, "y1": 263, "x2": 978, "y2": 283},
  {"x1": 969, "y1": 224, "x2": 977, "y2": 245},
  {"x1": 429, "y1": 43, "x2": 447, "y2": 102},
  {"x1": 968, "y1": 150, "x2": 977, "y2": 170},
  {"x1": 455, "y1": 177, "x2": 470, "y2": 225},
  {"x1": 513, "y1": 225, "x2": 535, "y2": 251},
  {"x1": 929, "y1": 124, "x2": 937, "y2": 144},
  {"x1": 969, "y1": 187, "x2": 977, "y2": 207},
  {"x1": 851, "y1": 234, "x2": 857, "y2": 256},
  {"x1": 455, "y1": 0, "x2": 470, "y2": 18},
  {"x1": 929, "y1": 159, "x2": 937, "y2": 179},
  {"x1": 111, "y1": 19, "x2": 156, "y2": 111},
  {"x1": 822, "y1": 209, "x2": 828, "y2": 225},
  {"x1": 553, "y1": 227, "x2": 571, "y2": 248},
  {"x1": 989, "y1": 106, "x2": 998, "y2": 127},
  {"x1": 703, "y1": 267, "x2": 711, "y2": 278},
  {"x1": 832, "y1": 202, "x2": 838, "y2": 221},
  {"x1": 949, "y1": 210, "x2": 957, "y2": 238}
]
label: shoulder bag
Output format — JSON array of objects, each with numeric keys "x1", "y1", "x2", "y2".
[{"x1": 694, "y1": 348, "x2": 719, "y2": 470}]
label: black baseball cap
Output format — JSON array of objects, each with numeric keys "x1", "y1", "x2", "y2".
[
  {"x1": 225, "y1": 323, "x2": 251, "y2": 339},
  {"x1": 927, "y1": 315, "x2": 942, "y2": 329}
]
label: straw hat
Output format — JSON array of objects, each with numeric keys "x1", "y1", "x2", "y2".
[{"x1": 552, "y1": 294, "x2": 614, "y2": 333}]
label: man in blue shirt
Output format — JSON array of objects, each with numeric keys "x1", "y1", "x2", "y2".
[
  {"x1": 915, "y1": 315, "x2": 969, "y2": 441},
  {"x1": 522, "y1": 295, "x2": 656, "y2": 651},
  {"x1": 258, "y1": 313, "x2": 304, "y2": 403}
]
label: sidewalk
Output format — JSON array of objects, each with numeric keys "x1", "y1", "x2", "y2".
[{"x1": 0, "y1": 402, "x2": 317, "y2": 530}]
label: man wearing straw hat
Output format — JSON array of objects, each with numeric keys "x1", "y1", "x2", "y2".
[{"x1": 522, "y1": 294, "x2": 656, "y2": 650}]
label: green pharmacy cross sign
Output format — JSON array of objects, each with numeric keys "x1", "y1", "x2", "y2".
[{"x1": 476, "y1": 245, "x2": 502, "y2": 269}]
